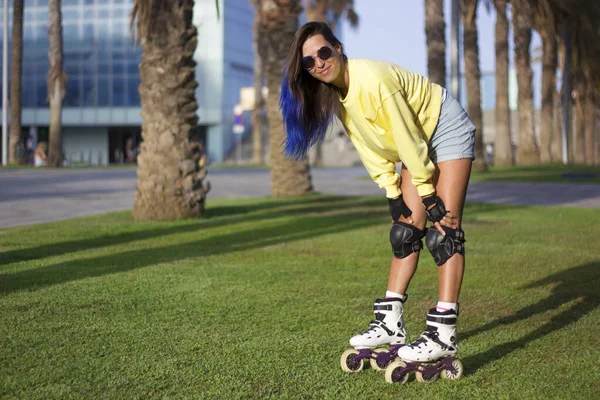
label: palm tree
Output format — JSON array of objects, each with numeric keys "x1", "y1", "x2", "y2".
[
  {"x1": 556, "y1": 0, "x2": 600, "y2": 165},
  {"x1": 250, "y1": 0, "x2": 267, "y2": 164},
  {"x1": 304, "y1": 0, "x2": 358, "y2": 166},
  {"x1": 533, "y1": 0, "x2": 559, "y2": 163},
  {"x1": 47, "y1": 0, "x2": 66, "y2": 167},
  {"x1": 130, "y1": 0, "x2": 209, "y2": 220},
  {"x1": 511, "y1": 0, "x2": 540, "y2": 165},
  {"x1": 8, "y1": 0, "x2": 24, "y2": 165},
  {"x1": 305, "y1": 0, "x2": 358, "y2": 32},
  {"x1": 572, "y1": 71, "x2": 586, "y2": 164},
  {"x1": 305, "y1": 0, "x2": 327, "y2": 21},
  {"x1": 259, "y1": 0, "x2": 313, "y2": 196},
  {"x1": 424, "y1": 0, "x2": 446, "y2": 86},
  {"x1": 461, "y1": 0, "x2": 487, "y2": 171},
  {"x1": 584, "y1": 90, "x2": 597, "y2": 165},
  {"x1": 551, "y1": 39, "x2": 565, "y2": 163},
  {"x1": 572, "y1": 1, "x2": 600, "y2": 165},
  {"x1": 492, "y1": 0, "x2": 513, "y2": 166}
]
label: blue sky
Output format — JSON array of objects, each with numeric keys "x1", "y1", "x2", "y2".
[{"x1": 340, "y1": 0, "x2": 543, "y2": 77}]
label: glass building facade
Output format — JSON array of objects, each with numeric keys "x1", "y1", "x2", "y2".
[
  {"x1": 0, "y1": 0, "x2": 255, "y2": 164},
  {"x1": 2, "y1": 0, "x2": 142, "y2": 109}
]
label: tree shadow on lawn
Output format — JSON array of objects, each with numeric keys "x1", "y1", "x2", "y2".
[
  {"x1": 0, "y1": 195, "x2": 376, "y2": 267},
  {"x1": 1, "y1": 197, "x2": 510, "y2": 268},
  {"x1": 0, "y1": 200, "x2": 395, "y2": 293},
  {"x1": 461, "y1": 261, "x2": 600, "y2": 376}
]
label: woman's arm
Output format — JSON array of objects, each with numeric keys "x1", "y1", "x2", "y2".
[
  {"x1": 349, "y1": 135, "x2": 402, "y2": 198},
  {"x1": 375, "y1": 91, "x2": 436, "y2": 198}
]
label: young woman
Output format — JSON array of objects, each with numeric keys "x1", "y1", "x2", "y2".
[
  {"x1": 34, "y1": 142, "x2": 48, "y2": 167},
  {"x1": 280, "y1": 22, "x2": 475, "y2": 364}
]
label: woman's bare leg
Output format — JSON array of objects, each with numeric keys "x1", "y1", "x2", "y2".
[
  {"x1": 386, "y1": 167, "x2": 428, "y2": 294},
  {"x1": 434, "y1": 159, "x2": 472, "y2": 303}
]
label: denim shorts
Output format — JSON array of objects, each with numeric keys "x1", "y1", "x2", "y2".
[{"x1": 428, "y1": 94, "x2": 476, "y2": 163}]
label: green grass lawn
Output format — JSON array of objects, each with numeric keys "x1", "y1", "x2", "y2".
[
  {"x1": 470, "y1": 163, "x2": 600, "y2": 183},
  {"x1": 1, "y1": 196, "x2": 599, "y2": 399}
]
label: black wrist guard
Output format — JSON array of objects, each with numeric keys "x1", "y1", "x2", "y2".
[
  {"x1": 388, "y1": 196, "x2": 412, "y2": 221},
  {"x1": 422, "y1": 195, "x2": 447, "y2": 223}
]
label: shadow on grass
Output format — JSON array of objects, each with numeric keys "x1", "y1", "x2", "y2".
[
  {"x1": 462, "y1": 261, "x2": 600, "y2": 375},
  {"x1": 0, "y1": 196, "x2": 394, "y2": 293},
  {"x1": 0, "y1": 195, "x2": 375, "y2": 267},
  {"x1": 0, "y1": 197, "x2": 509, "y2": 268}
]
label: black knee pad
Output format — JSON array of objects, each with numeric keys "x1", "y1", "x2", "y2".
[
  {"x1": 390, "y1": 222, "x2": 426, "y2": 259},
  {"x1": 425, "y1": 226, "x2": 466, "y2": 266}
]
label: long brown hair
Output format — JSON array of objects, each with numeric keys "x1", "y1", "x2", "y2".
[{"x1": 280, "y1": 22, "x2": 346, "y2": 159}]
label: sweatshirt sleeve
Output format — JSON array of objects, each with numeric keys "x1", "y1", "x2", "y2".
[
  {"x1": 374, "y1": 91, "x2": 436, "y2": 197},
  {"x1": 349, "y1": 135, "x2": 402, "y2": 198}
]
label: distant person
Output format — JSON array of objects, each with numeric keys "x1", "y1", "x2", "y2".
[
  {"x1": 23, "y1": 139, "x2": 34, "y2": 164},
  {"x1": 125, "y1": 138, "x2": 135, "y2": 164},
  {"x1": 280, "y1": 22, "x2": 475, "y2": 379},
  {"x1": 34, "y1": 142, "x2": 48, "y2": 167}
]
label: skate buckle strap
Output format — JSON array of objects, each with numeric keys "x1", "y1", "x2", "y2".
[
  {"x1": 363, "y1": 320, "x2": 394, "y2": 336},
  {"x1": 412, "y1": 330, "x2": 449, "y2": 351},
  {"x1": 374, "y1": 304, "x2": 394, "y2": 311},
  {"x1": 428, "y1": 316, "x2": 457, "y2": 325}
]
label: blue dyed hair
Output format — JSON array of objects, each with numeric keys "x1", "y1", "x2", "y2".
[
  {"x1": 279, "y1": 22, "x2": 345, "y2": 160},
  {"x1": 280, "y1": 71, "x2": 333, "y2": 160}
]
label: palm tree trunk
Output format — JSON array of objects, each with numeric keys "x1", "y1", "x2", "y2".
[
  {"x1": 594, "y1": 100, "x2": 600, "y2": 165},
  {"x1": 425, "y1": 0, "x2": 446, "y2": 86},
  {"x1": 8, "y1": 0, "x2": 24, "y2": 165},
  {"x1": 305, "y1": 1, "x2": 328, "y2": 22},
  {"x1": 131, "y1": 0, "x2": 208, "y2": 220},
  {"x1": 584, "y1": 88, "x2": 595, "y2": 165},
  {"x1": 493, "y1": 0, "x2": 512, "y2": 166},
  {"x1": 260, "y1": 0, "x2": 313, "y2": 196},
  {"x1": 47, "y1": 0, "x2": 65, "y2": 168},
  {"x1": 572, "y1": 75, "x2": 585, "y2": 164},
  {"x1": 551, "y1": 97, "x2": 562, "y2": 161},
  {"x1": 251, "y1": 0, "x2": 266, "y2": 164},
  {"x1": 535, "y1": 0, "x2": 558, "y2": 164},
  {"x1": 569, "y1": 97, "x2": 576, "y2": 163},
  {"x1": 461, "y1": 0, "x2": 487, "y2": 171},
  {"x1": 512, "y1": 0, "x2": 539, "y2": 165},
  {"x1": 539, "y1": 30, "x2": 557, "y2": 163}
]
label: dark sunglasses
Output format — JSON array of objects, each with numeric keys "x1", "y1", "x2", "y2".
[{"x1": 301, "y1": 46, "x2": 334, "y2": 70}]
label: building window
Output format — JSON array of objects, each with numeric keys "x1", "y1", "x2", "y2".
[
  {"x1": 65, "y1": 78, "x2": 81, "y2": 107},
  {"x1": 128, "y1": 77, "x2": 140, "y2": 106},
  {"x1": 36, "y1": 82, "x2": 47, "y2": 107},
  {"x1": 112, "y1": 63, "x2": 125, "y2": 74},
  {"x1": 112, "y1": 77, "x2": 127, "y2": 106},
  {"x1": 83, "y1": 77, "x2": 97, "y2": 107},
  {"x1": 98, "y1": 77, "x2": 111, "y2": 106},
  {"x1": 98, "y1": 63, "x2": 111, "y2": 74}
]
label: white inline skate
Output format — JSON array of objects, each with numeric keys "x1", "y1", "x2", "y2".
[
  {"x1": 385, "y1": 307, "x2": 464, "y2": 384},
  {"x1": 340, "y1": 297, "x2": 407, "y2": 373}
]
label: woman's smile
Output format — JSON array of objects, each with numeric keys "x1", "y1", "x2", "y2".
[{"x1": 319, "y1": 65, "x2": 331, "y2": 75}]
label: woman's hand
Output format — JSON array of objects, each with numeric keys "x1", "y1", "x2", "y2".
[
  {"x1": 441, "y1": 212, "x2": 458, "y2": 228},
  {"x1": 388, "y1": 196, "x2": 414, "y2": 225},
  {"x1": 422, "y1": 194, "x2": 456, "y2": 235}
]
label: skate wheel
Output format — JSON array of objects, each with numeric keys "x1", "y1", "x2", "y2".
[
  {"x1": 369, "y1": 348, "x2": 391, "y2": 371},
  {"x1": 384, "y1": 360, "x2": 409, "y2": 384},
  {"x1": 340, "y1": 349, "x2": 364, "y2": 373},
  {"x1": 415, "y1": 368, "x2": 440, "y2": 383},
  {"x1": 441, "y1": 359, "x2": 464, "y2": 381}
]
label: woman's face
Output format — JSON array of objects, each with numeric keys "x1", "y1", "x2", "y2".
[{"x1": 301, "y1": 34, "x2": 342, "y2": 84}]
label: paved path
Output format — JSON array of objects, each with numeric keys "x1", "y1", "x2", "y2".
[{"x1": 1, "y1": 167, "x2": 599, "y2": 229}]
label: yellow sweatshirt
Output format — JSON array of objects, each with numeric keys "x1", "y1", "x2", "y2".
[{"x1": 338, "y1": 59, "x2": 443, "y2": 198}]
